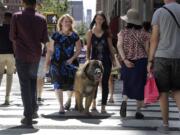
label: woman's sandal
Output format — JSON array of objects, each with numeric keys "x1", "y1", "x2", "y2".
[
  {"x1": 108, "y1": 99, "x2": 114, "y2": 103},
  {"x1": 120, "y1": 101, "x2": 127, "y2": 117}
]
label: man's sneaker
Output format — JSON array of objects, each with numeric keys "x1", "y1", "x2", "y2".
[
  {"x1": 157, "y1": 125, "x2": 169, "y2": 134},
  {"x1": 120, "y1": 101, "x2": 127, "y2": 117},
  {"x1": 135, "y1": 112, "x2": 144, "y2": 119}
]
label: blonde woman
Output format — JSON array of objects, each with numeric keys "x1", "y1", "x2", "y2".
[{"x1": 46, "y1": 14, "x2": 81, "y2": 114}]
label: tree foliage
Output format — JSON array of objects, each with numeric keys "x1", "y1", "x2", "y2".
[
  {"x1": 75, "y1": 22, "x2": 88, "y2": 40},
  {"x1": 38, "y1": 0, "x2": 68, "y2": 16}
]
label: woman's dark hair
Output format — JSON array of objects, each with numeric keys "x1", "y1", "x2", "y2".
[
  {"x1": 126, "y1": 23, "x2": 142, "y2": 30},
  {"x1": 23, "y1": 0, "x2": 36, "y2": 5},
  {"x1": 90, "y1": 11, "x2": 109, "y2": 36},
  {"x1": 143, "y1": 22, "x2": 151, "y2": 32}
]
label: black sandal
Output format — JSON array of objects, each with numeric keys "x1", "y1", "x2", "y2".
[
  {"x1": 120, "y1": 101, "x2": 127, "y2": 117},
  {"x1": 135, "y1": 112, "x2": 144, "y2": 119}
]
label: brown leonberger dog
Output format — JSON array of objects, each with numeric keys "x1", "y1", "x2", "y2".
[{"x1": 74, "y1": 60, "x2": 103, "y2": 114}]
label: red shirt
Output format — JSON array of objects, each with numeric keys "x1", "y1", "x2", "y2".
[{"x1": 10, "y1": 8, "x2": 49, "y2": 63}]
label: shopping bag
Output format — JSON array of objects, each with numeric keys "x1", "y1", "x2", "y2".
[{"x1": 144, "y1": 73, "x2": 159, "y2": 104}]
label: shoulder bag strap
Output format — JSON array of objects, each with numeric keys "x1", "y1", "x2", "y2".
[{"x1": 163, "y1": 6, "x2": 180, "y2": 28}]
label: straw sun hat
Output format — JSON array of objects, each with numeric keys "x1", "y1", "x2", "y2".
[{"x1": 121, "y1": 8, "x2": 142, "y2": 25}]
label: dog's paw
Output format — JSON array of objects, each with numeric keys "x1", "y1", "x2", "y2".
[{"x1": 78, "y1": 107, "x2": 84, "y2": 112}]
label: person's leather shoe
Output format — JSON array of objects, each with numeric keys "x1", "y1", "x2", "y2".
[
  {"x1": 120, "y1": 101, "x2": 127, "y2": 117},
  {"x1": 21, "y1": 118, "x2": 38, "y2": 127},
  {"x1": 32, "y1": 112, "x2": 39, "y2": 119},
  {"x1": 21, "y1": 118, "x2": 33, "y2": 127}
]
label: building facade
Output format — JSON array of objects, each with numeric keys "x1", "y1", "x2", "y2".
[
  {"x1": 0, "y1": 0, "x2": 44, "y2": 23},
  {"x1": 96, "y1": 0, "x2": 180, "y2": 36},
  {"x1": 86, "y1": 9, "x2": 92, "y2": 26},
  {"x1": 68, "y1": 0, "x2": 84, "y2": 23},
  {"x1": 2, "y1": 0, "x2": 22, "y2": 13},
  {"x1": 0, "y1": 1, "x2": 5, "y2": 24}
]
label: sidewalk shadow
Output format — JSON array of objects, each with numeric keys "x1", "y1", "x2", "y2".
[
  {"x1": 41, "y1": 109, "x2": 113, "y2": 125},
  {"x1": 0, "y1": 125, "x2": 39, "y2": 135},
  {"x1": 0, "y1": 102, "x2": 13, "y2": 107}
]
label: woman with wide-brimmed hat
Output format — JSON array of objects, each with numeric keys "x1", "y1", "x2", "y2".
[{"x1": 117, "y1": 8, "x2": 150, "y2": 119}]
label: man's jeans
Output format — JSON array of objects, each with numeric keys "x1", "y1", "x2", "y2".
[{"x1": 16, "y1": 59, "x2": 39, "y2": 119}]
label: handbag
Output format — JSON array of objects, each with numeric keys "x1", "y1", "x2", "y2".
[{"x1": 144, "y1": 73, "x2": 159, "y2": 104}]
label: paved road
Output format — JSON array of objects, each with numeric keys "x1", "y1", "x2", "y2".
[{"x1": 0, "y1": 74, "x2": 180, "y2": 135}]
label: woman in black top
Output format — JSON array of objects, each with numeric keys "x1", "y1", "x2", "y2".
[{"x1": 86, "y1": 11, "x2": 115, "y2": 113}]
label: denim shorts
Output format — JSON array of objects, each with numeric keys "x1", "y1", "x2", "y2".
[{"x1": 154, "y1": 57, "x2": 180, "y2": 92}]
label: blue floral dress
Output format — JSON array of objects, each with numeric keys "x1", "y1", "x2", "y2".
[{"x1": 50, "y1": 32, "x2": 79, "y2": 90}]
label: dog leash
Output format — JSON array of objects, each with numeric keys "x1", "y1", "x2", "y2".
[{"x1": 66, "y1": 64, "x2": 78, "y2": 70}]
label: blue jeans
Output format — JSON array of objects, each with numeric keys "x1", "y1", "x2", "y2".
[{"x1": 16, "y1": 59, "x2": 39, "y2": 119}]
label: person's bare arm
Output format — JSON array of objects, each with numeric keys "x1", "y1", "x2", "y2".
[
  {"x1": 117, "y1": 32, "x2": 134, "y2": 68},
  {"x1": 45, "y1": 40, "x2": 54, "y2": 72},
  {"x1": 147, "y1": 25, "x2": 159, "y2": 72},
  {"x1": 66, "y1": 39, "x2": 81, "y2": 65},
  {"x1": 86, "y1": 30, "x2": 92, "y2": 61},
  {"x1": 107, "y1": 36, "x2": 115, "y2": 65},
  {"x1": 145, "y1": 40, "x2": 150, "y2": 55},
  {"x1": 9, "y1": 14, "x2": 17, "y2": 52}
]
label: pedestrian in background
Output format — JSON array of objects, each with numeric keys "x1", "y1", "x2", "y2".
[
  {"x1": 148, "y1": 0, "x2": 180, "y2": 133},
  {"x1": 46, "y1": 14, "x2": 81, "y2": 114},
  {"x1": 117, "y1": 8, "x2": 150, "y2": 119},
  {"x1": 0, "y1": 12, "x2": 15, "y2": 105},
  {"x1": 37, "y1": 45, "x2": 47, "y2": 105},
  {"x1": 86, "y1": 11, "x2": 115, "y2": 113},
  {"x1": 10, "y1": 0, "x2": 49, "y2": 127},
  {"x1": 78, "y1": 39, "x2": 87, "y2": 65}
]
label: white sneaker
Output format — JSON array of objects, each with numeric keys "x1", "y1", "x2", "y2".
[{"x1": 157, "y1": 125, "x2": 169, "y2": 134}]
